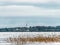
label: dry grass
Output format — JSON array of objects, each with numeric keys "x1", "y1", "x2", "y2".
[{"x1": 7, "y1": 35, "x2": 60, "y2": 45}]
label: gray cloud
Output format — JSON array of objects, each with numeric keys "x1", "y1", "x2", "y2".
[{"x1": 0, "y1": 2, "x2": 59, "y2": 9}]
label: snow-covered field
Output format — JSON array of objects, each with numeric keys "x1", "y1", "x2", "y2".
[
  {"x1": 0, "y1": 42, "x2": 60, "y2": 45},
  {"x1": 0, "y1": 32, "x2": 60, "y2": 45},
  {"x1": 25, "y1": 42, "x2": 60, "y2": 45},
  {"x1": 0, "y1": 32, "x2": 60, "y2": 38}
]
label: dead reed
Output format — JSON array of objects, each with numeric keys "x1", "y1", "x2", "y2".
[{"x1": 7, "y1": 35, "x2": 60, "y2": 45}]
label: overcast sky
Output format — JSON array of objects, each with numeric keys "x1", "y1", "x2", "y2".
[
  {"x1": 0, "y1": 0, "x2": 60, "y2": 27},
  {"x1": 0, "y1": 0, "x2": 60, "y2": 17}
]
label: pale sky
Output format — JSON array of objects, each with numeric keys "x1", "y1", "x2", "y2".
[
  {"x1": 0, "y1": 0, "x2": 60, "y2": 3},
  {"x1": 0, "y1": 0, "x2": 59, "y2": 17},
  {"x1": 0, "y1": 5, "x2": 60, "y2": 17},
  {"x1": 0, "y1": 0, "x2": 60, "y2": 27}
]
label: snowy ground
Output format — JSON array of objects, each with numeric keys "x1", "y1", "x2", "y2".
[
  {"x1": 0, "y1": 32, "x2": 60, "y2": 38},
  {"x1": 0, "y1": 32, "x2": 60, "y2": 45},
  {"x1": 0, "y1": 42, "x2": 60, "y2": 45},
  {"x1": 25, "y1": 42, "x2": 60, "y2": 45}
]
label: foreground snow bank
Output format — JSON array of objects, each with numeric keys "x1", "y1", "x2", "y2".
[
  {"x1": 25, "y1": 42, "x2": 60, "y2": 45},
  {"x1": 0, "y1": 43, "x2": 12, "y2": 45},
  {"x1": 0, "y1": 42, "x2": 60, "y2": 45}
]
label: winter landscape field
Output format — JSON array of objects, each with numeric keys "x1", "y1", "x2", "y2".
[
  {"x1": 0, "y1": 0, "x2": 60, "y2": 45},
  {"x1": 0, "y1": 32, "x2": 60, "y2": 45}
]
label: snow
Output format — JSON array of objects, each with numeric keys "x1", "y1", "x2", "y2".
[
  {"x1": 0, "y1": 32, "x2": 60, "y2": 38},
  {"x1": 0, "y1": 43, "x2": 12, "y2": 45},
  {"x1": 0, "y1": 42, "x2": 60, "y2": 45},
  {"x1": 25, "y1": 42, "x2": 60, "y2": 45},
  {"x1": 0, "y1": 32, "x2": 60, "y2": 45}
]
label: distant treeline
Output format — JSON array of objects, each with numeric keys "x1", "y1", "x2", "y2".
[{"x1": 0, "y1": 26, "x2": 60, "y2": 32}]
